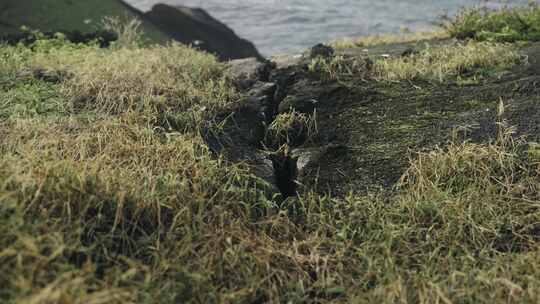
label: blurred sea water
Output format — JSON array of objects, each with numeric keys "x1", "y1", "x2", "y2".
[{"x1": 127, "y1": 0, "x2": 533, "y2": 55}]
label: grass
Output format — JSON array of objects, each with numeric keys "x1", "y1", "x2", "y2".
[
  {"x1": 2, "y1": 13, "x2": 540, "y2": 304},
  {"x1": 1, "y1": 32, "x2": 239, "y2": 132},
  {"x1": 0, "y1": 0, "x2": 170, "y2": 44},
  {"x1": 308, "y1": 55, "x2": 372, "y2": 83},
  {"x1": 310, "y1": 40, "x2": 523, "y2": 83},
  {"x1": 265, "y1": 110, "x2": 318, "y2": 148},
  {"x1": 373, "y1": 40, "x2": 524, "y2": 82},
  {"x1": 445, "y1": 3, "x2": 540, "y2": 42},
  {"x1": 330, "y1": 30, "x2": 449, "y2": 50},
  {"x1": 0, "y1": 32, "x2": 273, "y2": 303}
]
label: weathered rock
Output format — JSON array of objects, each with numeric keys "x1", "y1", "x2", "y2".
[
  {"x1": 212, "y1": 38, "x2": 540, "y2": 199},
  {"x1": 227, "y1": 58, "x2": 275, "y2": 89},
  {"x1": 145, "y1": 4, "x2": 263, "y2": 61},
  {"x1": 203, "y1": 79, "x2": 281, "y2": 196},
  {"x1": 292, "y1": 145, "x2": 348, "y2": 189},
  {"x1": 268, "y1": 148, "x2": 298, "y2": 198},
  {"x1": 277, "y1": 79, "x2": 344, "y2": 114},
  {"x1": 309, "y1": 43, "x2": 335, "y2": 59},
  {"x1": 243, "y1": 81, "x2": 278, "y2": 125}
]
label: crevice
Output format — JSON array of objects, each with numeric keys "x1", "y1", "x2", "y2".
[{"x1": 268, "y1": 148, "x2": 299, "y2": 198}]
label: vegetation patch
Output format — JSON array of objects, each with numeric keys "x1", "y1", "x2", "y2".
[
  {"x1": 265, "y1": 110, "x2": 317, "y2": 148},
  {"x1": 331, "y1": 30, "x2": 449, "y2": 49},
  {"x1": 2, "y1": 8, "x2": 540, "y2": 303},
  {"x1": 308, "y1": 54, "x2": 372, "y2": 83},
  {"x1": 373, "y1": 40, "x2": 523, "y2": 82},
  {"x1": 446, "y1": 3, "x2": 540, "y2": 42}
]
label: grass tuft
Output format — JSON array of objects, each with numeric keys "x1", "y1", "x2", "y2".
[
  {"x1": 445, "y1": 3, "x2": 540, "y2": 42},
  {"x1": 373, "y1": 40, "x2": 523, "y2": 82},
  {"x1": 265, "y1": 110, "x2": 318, "y2": 148},
  {"x1": 308, "y1": 55, "x2": 372, "y2": 82},
  {"x1": 331, "y1": 31, "x2": 449, "y2": 49}
]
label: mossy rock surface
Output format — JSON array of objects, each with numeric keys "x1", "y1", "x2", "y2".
[
  {"x1": 0, "y1": 0, "x2": 170, "y2": 44},
  {"x1": 243, "y1": 40, "x2": 540, "y2": 196}
]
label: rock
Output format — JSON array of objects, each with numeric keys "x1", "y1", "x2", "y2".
[
  {"x1": 202, "y1": 80, "x2": 281, "y2": 197},
  {"x1": 271, "y1": 54, "x2": 304, "y2": 69},
  {"x1": 144, "y1": 4, "x2": 264, "y2": 61},
  {"x1": 227, "y1": 58, "x2": 275, "y2": 90},
  {"x1": 269, "y1": 148, "x2": 299, "y2": 198},
  {"x1": 292, "y1": 145, "x2": 348, "y2": 189},
  {"x1": 277, "y1": 79, "x2": 344, "y2": 114},
  {"x1": 309, "y1": 43, "x2": 335, "y2": 59},
  {"x1": 243, "y1": 81, "x2": 278, "y2": 124},
  {"x1": 401, "y1": 47, "x2": 420, "y2": 57}
]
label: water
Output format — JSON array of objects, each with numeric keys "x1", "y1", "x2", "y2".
[{"x1": 127, "y1": 0, "x2": 532, "y2": 56}]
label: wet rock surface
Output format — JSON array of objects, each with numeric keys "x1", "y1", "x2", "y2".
[{"x1": 211, "y1": 40, "x2": 540, "y2": 198}]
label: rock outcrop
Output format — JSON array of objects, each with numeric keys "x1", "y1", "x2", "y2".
[
  {"x1": 144, "y1": 4, "x2": 264, "y2": 61},
  {"x1": 214, "y1": 40, "x2": 540, "y2": 198},
  {"x1": 0, "y1": 0, "x2": 263, "y2": 61}
]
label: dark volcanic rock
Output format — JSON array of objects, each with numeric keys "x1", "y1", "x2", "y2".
[
  {"x1": 227, "y1": 58, "x2": 275, "y2": 89},
  {"x1": 212, "y1": 39, "x2": 540, "y2": 199},
  {"x1": 309, "y1": 43, "x2": 335, "y2": 59},
  {"x1": 145, "y1": 4, "x2": 263, "y2": 61}
]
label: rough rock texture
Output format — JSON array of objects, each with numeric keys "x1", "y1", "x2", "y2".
[
  {"x1": 309, "y1": 43, "x2": 335, "y2": 59},
  {"x1": 213, "y1": 39, "x2": 540, "y2": 198},
  {"x1": 145, "y1": 4, "x2": 263, "y2": 61},
  {"x1": 227, "y1": 58, "x2": 274, "y2": 89}
]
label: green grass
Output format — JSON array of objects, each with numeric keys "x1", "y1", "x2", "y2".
[
  {"x1": 445, "y1": 3, "x2": 540, "y2": 42},
  {"x1": 330, "y1": 30, "x2": 449, "y2": 50},
  {"x1": 373, "y1": 40, "x2": 524, "y2": 83},
  {"x1": 310, "y1": 40, "x2": 523, "y2": 84},
  {"x1": 265, "y1": 110, "x2": 318, "y2": 148},
  {"x1": 0, "y1": 0, "x2": 170, "y2": 44},
  {"x1": 2, "y1": 18, "x2": 540, "y2": 304}
]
